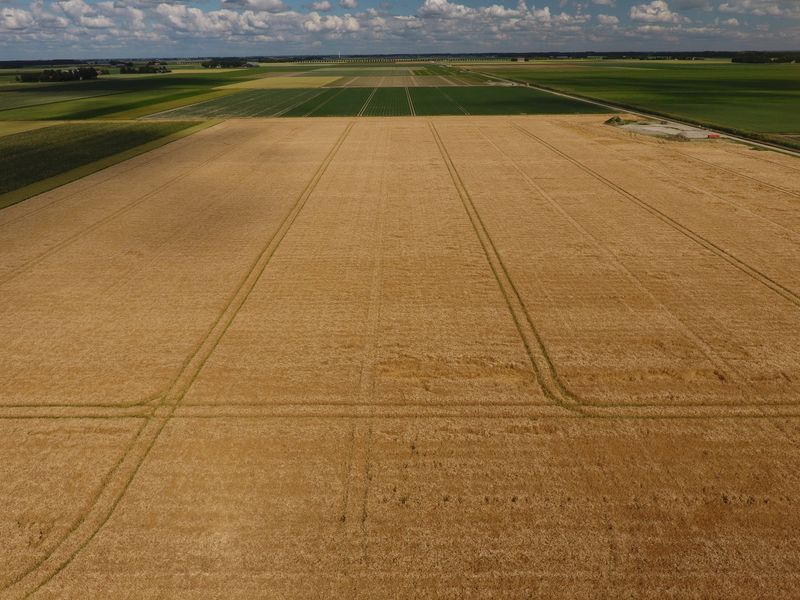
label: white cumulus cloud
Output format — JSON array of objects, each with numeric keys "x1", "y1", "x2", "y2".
[
  {"x1": 1, "y1": 6, "x2": 35, "y2": 29},
  {"x1": 630, "y1": 0, "x2": 687, "y2": 23},
  {"x1": 303, "y1": 10, "x2": 359, "y2": 32},
  {"x1": 221, "y1": 0, "x2": 287, "y2": 13},
  {"x1": 597, "y1": 13, "x2": 619, "y2": 23},
  {"x1": 719, "y1": 0, "x2": 800, "y2": 18}
]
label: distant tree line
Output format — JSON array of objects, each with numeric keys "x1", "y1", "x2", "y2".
[
  {"x1": 116, "y1": 61, "x2": 170, "y2": 74},
  {"x1": 16, "y1": 67, "x2": 101, "y2": 83},
  {"x1": 1, "y1": 59, "x2": 85, "y2": 69},
  {"x1": 202, "y1": 59, "x2": 254, "y2": 68},
  {"x1": 732, "y1": 52, "x2": 800, "y2": 63}
]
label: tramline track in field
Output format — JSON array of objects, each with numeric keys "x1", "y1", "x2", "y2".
[
  {"x1": 511, "y1": 121, "x2": 800, "y2": 311},
  {"x1": 1, "y1": 122, "x2": 356, "y2": 600}
]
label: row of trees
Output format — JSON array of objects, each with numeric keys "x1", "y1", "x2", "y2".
[
  {"x1": 117, "y1": 61, "x2": 170, "y2": 74},
  {"x1": 732, "y1": 52, "x2": 800, "y2": 63},
  {"x1": 202, "y1": 59, "x2": 253, "y2": 68},
  {"x1": 16, "y1": 67, "x2": 101, "y2": 82}
]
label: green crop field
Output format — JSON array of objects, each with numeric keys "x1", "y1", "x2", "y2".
[
  {"x1": 363, "y1": 88, "x2": 411, "y2": 116},
  {"x1": 2, "y1": 59, "x2": 796, "y2": 199},
  {"x1": 145, "y1": 84, "x2": 610, "y2": 118},
  {"x1": 408, "y1": 87, "x2": 463, "y2": 115},
  {"x1": 0, "y1": 68, "x2": 273, "y2": 120},
  {"x1": 0, "y1": 121, "x2": 197, "y2": 197},
  {"x1": 0, "y1": 88, "x2": 121, "y2": 111},
  {"x1": 283, "y1": 88, "x2": 373, "y2": 117},
  {"x1": 300, "y1": 68, "x2": 415, "y2": 77},
  {"x1": 0, "y1": 62, "x2": 617, "y2": 122},
  {"x1": 466, "y1": 60, "x2": 800, "y2": 144},
  {"x1": 0, "y1": 88, "x2": 220, "y2": 120},
  {"x1": 154, "y1": 88, "x2": 321, "y2": 119},
  {"x1": 441, "y1": 86, "x2": 609, "y2": 115}
]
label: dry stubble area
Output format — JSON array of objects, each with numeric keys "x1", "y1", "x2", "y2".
[{"x1": 1, "y1": 116, "x2": 799, "y2": 598}]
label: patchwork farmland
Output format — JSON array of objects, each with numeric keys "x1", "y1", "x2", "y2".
[
  {"x1": 2, "y1": 59, "x2": 800, "y2": 598},
  {"x1": 2, "y1": 114, "x2": 800, "y2": 597},
  {"x1": 151, "y1": 85, "x2": 608, "y2": 119}
]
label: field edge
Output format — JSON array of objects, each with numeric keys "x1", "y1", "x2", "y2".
[{"x1": 0, "y1": 120, "x2": 219, "y2": 211}]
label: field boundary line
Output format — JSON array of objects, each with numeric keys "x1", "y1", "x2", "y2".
[
  {"x1": 5, "y1": 399, "x2": 800, "y2": 420},
  {"x1": 0, "y1": 121, "x2": 208, "y2": 226},
  {"x1": 511, "y1": 121, "x2": 800, "y2": 311},
  {"x1": 0, "y1": 407, "x2": 154, "y2": 418},
  {"x1": 0, "y1": 120, "x2": 220, "y2": 214},
  {"x1": 466, "y1": 67, "x2": 800, "y2": 158},
  {"x1": 5, "y1": 394, "x2": 800, "y2": 420},
  {"x1": 475, "y1": 124, "x2": 769, "y2": 404},
  {"x1": 178, "y1": 399, "x2": 800, "y2": 418},
  {"x1": 145, "y1": 410, "x2": 800, "y2": 420},
  {"x1": 0, "y1": 393, "x2": 162, "y2": 411},
  {"x1": 0, "y1": 90, "x2": 129, "y2": 115},
  {"x1": 173, "y1": 403, "x2": 800, "y2": 419},
  {"x1": 357, "y1": 88, "x2": 378, "y2": 117},
  {"x1": 0, "y1": 128, "x2": 237, "y2": 290},
  {"x1": 179, "y1": 396, "x2": 800, "y2": 409},
  {"x1": 428, "y1": 121, "x2": 582, "y2": 413},
  {"x1": 405, "y1": 87, "x2": 416, "y2": 116},
  {"x1": 3, "y1": 121, "x2": 356, "y2": 600}
]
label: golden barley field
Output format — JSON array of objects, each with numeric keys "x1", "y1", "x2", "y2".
[{"x1": 1, "y1": 115, "x2": 799, "y2": 598}]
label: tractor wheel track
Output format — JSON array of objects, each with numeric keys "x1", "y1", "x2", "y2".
[
  {"x1": 1, "y1": 121, "x2": 355, "y2": 600},
  {"x1": 429, "y1": 121, "x2": 582, "y2": 413},
  {"x1": 672, "y1": 149, "x2": 800, "y2": 200},
  {"x1": 511, "y1": 122, "x2": 800, "y2": 311}
]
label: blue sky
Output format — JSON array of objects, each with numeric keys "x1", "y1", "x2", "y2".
[{"x1": 1, "y1": 0, "x2": 799, "y2": 59}]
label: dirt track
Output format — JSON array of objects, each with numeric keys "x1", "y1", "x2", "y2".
[{"x1": 1, "y1": 116, "x2": 799, "y2": 598}]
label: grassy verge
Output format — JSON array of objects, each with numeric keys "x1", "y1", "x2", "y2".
[
  {"x1": 0, "y1": 120, "x2": 216, "y2": 210},
  {"x1": 0, "y1": 121, "x2": 60, "y2": 138}
]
